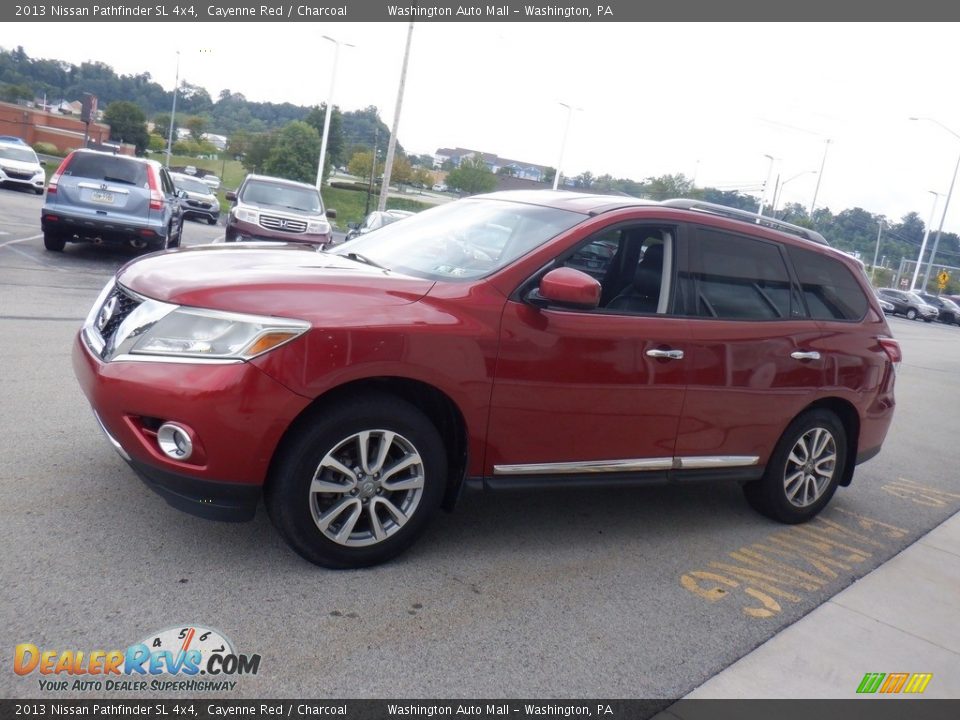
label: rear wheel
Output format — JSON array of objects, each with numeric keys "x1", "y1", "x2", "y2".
[
  {"x1": 43, "y1": 230, "x2": 65, "y2": 252},
  {"x1": 265, "y1": 395, "x2": 447, "y2": 568},
  {"x1": 744, "y1": 409, "x2": 846, "y2": 524}
]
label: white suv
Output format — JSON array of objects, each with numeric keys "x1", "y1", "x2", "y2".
[{"x1": 0, "y1": 142, "x2": 45, "y2": 195}]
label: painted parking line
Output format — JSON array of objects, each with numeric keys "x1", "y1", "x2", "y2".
[
  {"x1": 0, "y1": 233, "x2": 42, "y2": 248},
  {"x1": 679, "y1": 481, "x2": 960, "y2": 619}
]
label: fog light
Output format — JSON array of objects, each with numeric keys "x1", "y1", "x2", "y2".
[{"x1": 157, "y1": 423, "x2": 193, "y2": 461}]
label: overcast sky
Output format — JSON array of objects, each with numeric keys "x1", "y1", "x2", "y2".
[{"x1": 10, "y1": 22, "x2": 960, "y2": 232}]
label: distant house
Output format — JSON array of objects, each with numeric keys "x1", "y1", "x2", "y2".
[
  {"x1": 433, "y1": 147, "x2": 548, "y2": 181},
  {"x1": 202, "y1": 133, "x2": 227, "y2": 151}
]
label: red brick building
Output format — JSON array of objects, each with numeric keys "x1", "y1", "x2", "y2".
[{"x1": 0, "y1": 101, "x2": 134, "y2": 155}]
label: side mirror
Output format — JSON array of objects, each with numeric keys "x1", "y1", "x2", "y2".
[
  {"x1": 225, "y1": 190, "x2": 237, "y2": 202},
  {"x1": 347, "y1": 222, "x2": 359, "y2": 230},
  {"x1": 40, "y1": 160, "x2": 46, "y2": 166},
  {"x1": 326, "y1": 208, "x2": 337, "y2": 220},
  {"x1": 529, "y1": 267, "x2": 601, "y2": 310}
]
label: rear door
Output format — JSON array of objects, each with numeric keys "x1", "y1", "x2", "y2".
[{"x1": 674, "y1": 226, "x2": 827, "y2": 468}]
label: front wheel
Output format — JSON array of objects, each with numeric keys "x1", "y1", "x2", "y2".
[
  {"x1": 906, "y1": 308, "x2": 918, "y2": 320},
  {"x1": 265, "y1": 395, "x2": 447, "y2": 568},
  {"x1": 743, "y1": 409, "x2": 846, "y2": 524}
]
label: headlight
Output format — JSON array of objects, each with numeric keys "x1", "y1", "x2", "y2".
[
  {"x1": 307, "y1": 220, "x2": 330, "y2": 234},
  {"x1": 235, "y1": 208, "x2": 258, "y2": 223},
  {"x1": 34, "y1": 169, "x2": 45, "y2": 178},
  {"x1": 130, "y1": 307, "x2": 309, "y2": 360}
]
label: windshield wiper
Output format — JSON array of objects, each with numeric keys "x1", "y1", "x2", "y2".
[
  {"x1": 101, "y1": 175, "x2": 137, "y2": 186},
  {"x1": 343, "y1": 252, "x2": 387, "y2": 270}
]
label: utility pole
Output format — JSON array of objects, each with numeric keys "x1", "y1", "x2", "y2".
[
  {"x1": 377, "y1": 22, "x2": 414, "y2": 212},
  {"x1": 165, "y1": 51, "x2": 180, "y2": 169},
  {"x1": 871, "y1": 220, "x2": 884, "y2": 283}
]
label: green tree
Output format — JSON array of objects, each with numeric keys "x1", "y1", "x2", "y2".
[
  {"x1": 263, "y1": 121, "x2": 321, "y2": 183},
  {"x1": 446, "y1": 157, "x2": 496, "y2": 195},
  {"x1": 642, "y1": 173, "x2": 694, "y2": 200},
  {"x1": 347, "y1": 150, "x2": 382, "y2": 180},
  {"x1": 103, "y1": 100, "x2": 149, "y2": 154},
  {"x1": 183, "y1": 114, "x2": 208, "y2": 142},
  {"x1": 0, "y1": 83, "x2": 33, "y2": 102},
  {"x1": 243, "y1": 133, "x2": 276, "y2": 174}
]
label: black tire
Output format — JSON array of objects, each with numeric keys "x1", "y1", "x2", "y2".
[
  {"x1": 35, "y1": 188, "x2": 44, "y2": 196},
  {"x1": 208, "y1": 217, "x2": 218, "y2": 226},
  {"x1": 906, "y1": 308, "x2": 918, "y2": 320},
  {"x1": 265, "y1": 394, "x2": 447, "y2": 569},
  {"x1": 743, "y1": 409, "x2": 846, "y2": 524},
  {"x1": 43, "y1": 230, "x2": 65, "y2": 252}
]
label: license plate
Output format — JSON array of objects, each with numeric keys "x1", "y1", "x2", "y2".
[{"x1": 90, "y1": 190, "x2": 115, "y2": 204}]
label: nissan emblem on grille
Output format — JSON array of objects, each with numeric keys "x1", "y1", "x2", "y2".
[{"x1": 96, "y1": 296, "x2": 118, "y2": 331}]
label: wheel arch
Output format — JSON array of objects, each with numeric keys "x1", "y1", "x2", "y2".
[
  {"x1": 794, "y1": 397, "x2": 860, "y2": 487},
  {"x1": 266, "y1": 376, "x2": 470, "y2": 511}
]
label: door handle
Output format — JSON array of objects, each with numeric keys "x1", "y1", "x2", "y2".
[
  {"x1": 646, "y1": 349, "x2": 684, "y2": 360},
  {"x1": 791, "y1": 351, "x2": 821, "y2": 361}
]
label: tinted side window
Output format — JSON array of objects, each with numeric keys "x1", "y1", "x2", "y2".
[
  {"x1": 688, "y1": 229, "x2": 796, "y2": 320},
  {"x1": 787, "y1": 246, "x2": 868, "y2": 321},
  {"x1": 65, "y1": 154, "x2": 147, "y2": 187}
]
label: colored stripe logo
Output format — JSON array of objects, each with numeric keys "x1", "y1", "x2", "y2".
[{"x1": 857, "y1": 672, "x2": 932, "y2": 694}]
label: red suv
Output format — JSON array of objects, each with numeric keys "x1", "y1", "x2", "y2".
[{"x1": 73, "y1": 192, "x2": 900, "y2": 568}]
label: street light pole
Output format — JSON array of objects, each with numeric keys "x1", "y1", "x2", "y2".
[
  {"x1": 910, "y1": 190, "x2": 940, "y2": 291},
  {"x1": 378, "y1": 21, "x2": 414, "y2": 212},
  {"x1": 808, "y1": 138, "x2": 832, "y2": 217},
  {"x1": 757, "y1": 154, "x2": 775, "y2": 216},
  {"x1": 165, "y1": 51, "x2": 180, "y2": 168},
  {"x1": 553, "y1": 102, "x2": 581, "y2": 191},
  {"x1": 315, "y1": 35, "x2": 354, "y2": 191},
  {"x1": 773, "y1": 170, "x2": 817, "y2": 213},
  {"x1": 910, "y1": 117, "x2": 960, "y2": 291},
  {"x1": 871, "y1": 219, "x2": 884, "y2": 283}
]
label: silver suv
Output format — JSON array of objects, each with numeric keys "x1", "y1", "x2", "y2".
[{"x1": 41, "y1": 149, "x2": 184, "y2": 253}]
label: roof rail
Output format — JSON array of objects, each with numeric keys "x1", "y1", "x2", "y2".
[{"x1": 661, "y1": 199, "x2": 829, "y2": 246}]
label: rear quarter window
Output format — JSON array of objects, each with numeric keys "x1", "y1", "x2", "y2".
[{"x1": 787, "y1": 245, "x2": 868, "y2": 321}]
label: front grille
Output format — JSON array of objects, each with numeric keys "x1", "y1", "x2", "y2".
[
  {"x1": 3, "y1": 168, "x2": 33, "y2": 180},
  {"x1": 187, "y1": 200, "x2": 212, "y2": 209},
  {"x1": 98, "y1": 285, "x2": 142, "y2": 346},
  {"x1": 259, "y1": 214, "x2": 307, "y2": 234}
]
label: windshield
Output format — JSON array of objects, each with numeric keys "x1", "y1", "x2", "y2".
[
  {"x1": 240, "y1": 180, "x2": 322, "y2": 212},
  {"x1": 0, "y1": 146, "x2": 39, "y2": 163},
  {"x1": 332, "y1": 198, "x2": 583, "y2": 280}
]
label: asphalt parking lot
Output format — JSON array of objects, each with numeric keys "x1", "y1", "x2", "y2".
[{"x1": 2, "y1": 185, "x2": 959, "y2": 700}]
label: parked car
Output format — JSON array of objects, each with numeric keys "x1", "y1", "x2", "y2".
[
  {"x1": 432, "y1": 183, "x2": 448, "y2": 192},
  {"x1": 199, "y1": 174, "x2": 221, "y2": 190},
  {"x1": 876, "y1": 288, "x2": 938, "y2": 322},
  {"x1": 170, "y1": 171, "x2": 220, "y2": 225},
  {"x1": 916, "y1": 292, "x2": 960, "y2": 325},
  {"x1": 73, "y1": 193, "x2": 899, "y2": 568},
  {"x1": 41, "y1": 149, "x2": 183, "y2": 252},
  {"x1": 0, "y1": 135, "x2": 29, "y2": 145},
  {"x1": 875, "y1": 294, "x2": 895, "y2": 314},
  {"x1": 0, "y1": 141, "x2": 46, "y2": 194},
  {"x1": 344, "y1": 209, "x2": 415, "y2": 242},
  {"x1": 225, "y1": 174, "x2": 336, "y2": 248}
]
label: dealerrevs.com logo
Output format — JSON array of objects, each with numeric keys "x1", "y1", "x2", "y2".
[
  {"x1": 14, "y1": 625, "x2": 261, "y2": 692},
  {"x1": 856, "y1": 672, "x2": 933, "y2": 695}
]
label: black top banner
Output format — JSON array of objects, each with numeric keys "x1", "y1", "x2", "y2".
[{"x1": 4, "y1": 0, "x2": 956, "y2": 22}]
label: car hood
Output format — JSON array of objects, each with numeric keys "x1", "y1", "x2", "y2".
[
  {"x1": 0, "y1": 158, "x2": 40, "y2": 172},
  {"x1": 117, "y1": 245, "x2": 435, "y2": 319}
]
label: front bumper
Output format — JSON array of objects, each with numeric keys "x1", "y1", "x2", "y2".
[
  {"x1": 225, "y1": 218, "x2": 329, "y2": 248},
  {"x1": 73, "y1": 331, "x2": 311, "y2": 522},
  {"x1": 0, "y1": 169, "x2": 44, "y2": 191}
]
